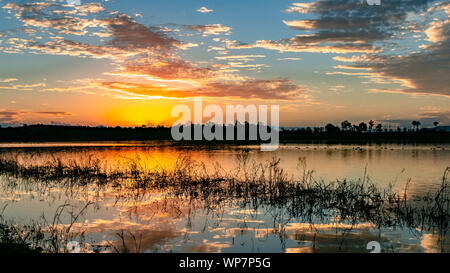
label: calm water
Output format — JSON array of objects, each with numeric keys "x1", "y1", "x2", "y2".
[{"x1": 0, "y1": 142, "x2": 449, "y2": 253}]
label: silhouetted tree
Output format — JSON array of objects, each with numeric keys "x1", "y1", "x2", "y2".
[
  {"x1": 376, "y1": 123, "x2": 383, "y2": 132},
  {"x1": 412, "y1": 121, "x2": 421, "y2": 131},
  {"x1": 341, "y1": 120, "x2": 352, "y2": 131},
  {"x1": 316, "y1": 127, "x2": 325, "y2": 133},
  {"x1": 434, "y1": 121, "x2": 440, "y2": 127},
  {"x1": 358, "y1": 122, "x2": 368, "y2": 132},
  {"x1": 325, "y1": 124, "x2": 340, "y2": 133},
  {"x1": 368, "y1": 120, "x2": 375, "y2": 131}
]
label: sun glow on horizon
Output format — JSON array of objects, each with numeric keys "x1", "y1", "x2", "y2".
[{"x1": 104, "y1": 103, "x2": 178, "y2": 127}]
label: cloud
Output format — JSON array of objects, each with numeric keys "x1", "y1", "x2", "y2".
[
  {"x1": 183, "y1": 24, "x2": 231, "y2": 36},
  {"x1": 332, "y1": 55, "x2": 365, "y2": 62},
  {"x1": 175, "y1": 42, "x2": 199, "y2": 50},
  {"x1": 0, "y1": 109, "x2": 72, "y2": 123},
  {"x1": 106, "y1": 14, "x2": 180, "y2": 51},
  {"x1": 345, "y1": 22, "x2": 450, "y2": 97},
  {"x1": 0, "y1": 0, "x2": 308, "y2": 102},
  {"x1": 99, "y1": 82, "x2": 186, "y2": 98},
  {"x1": 26, "y1": 39, "x2": 137, "y2": 60},
  {"x1": 282, "y1": 28, "x2": 386, "y2": 44},
  {"x1": 70, "y1": 2, "x2": 105, "y2": 15},
  {"x1": 226, "y1": 62, "x2": 269, "y2": 69},
  {"x1": 248, "y1": 0, "x2": 438, "y2": 55},
  {"x1": 3, "y1": 2, "x2": 108, "y2": 36},
  {"x1": 283, "y1": 19, "x2": 374, "y2": 31},
  {"x1": 2, "y1": 2, "x2": 178, "y2": 58},
  {"x1": 381, "y1": 110, "x2": 450, "y2": 128},
  {"x1": 99, "y1": 78, "x2": 306, "y2": 100},
  {"x1": 121, "y1": 58, "x2": 215, "y2": 81},
  {"x1": 2, "y1": 2, "x2": 220, "y2": 78},
  {"x1": 283, "y1": 0, "x2": 449, "y2": 97},
  {"x1": 418, "y1": 110, "x2": 450, "y2": 125},
  {"x1": 0, "y1": 110, "x2": 22, "y2": 123},
  {"x1": 428, "y1": 1, "x2": 450, "y2": 16},
  {"x1": 0, "y1": 82, "x2": 46, "y2": 90},
  {"x1": 194, "y1": 79, "x2": 305, "y2": 100},
  {"x1": 248, "y1": 39, "x2": 379, "y2": 54},
  {"x1": 424, "y1": 19, "x2": 449, "y2": 43},
  {"x1": 283, "y1": 0, "x2": 435, "y2": 44},
  {"x1": 277, "y1": 57, "x2": 302, "y2": 61},
  {"x1": 197, "y1": 7, "x2": 214, "y2": 13},
  {"x1": 228, "y1": 0, "x2": 437, "y2": 55},
  {"x1": 0, "y1": 78, "x2": 18, "y2": 83},
  {"x1": 2, "y1": 2, "x2": 212, "y2": 82},
  {"x1": 285, "y1": 3, "x2": 314, "y2": 14},
  {"x1": 34, "y1": 111, "x2": 73, "y2": 116},
  {"x1": 215, "y1": 55, "x2": 266, "y2": 61},
  {"x1": 222, "y1": 36, "x2": 379, "y2": 54}
]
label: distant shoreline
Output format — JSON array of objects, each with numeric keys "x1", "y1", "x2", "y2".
[{"x1": 0, "y1": 125, "x2": 449, "y2": 144}]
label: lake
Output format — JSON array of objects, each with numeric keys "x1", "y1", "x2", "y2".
[{"x1": 0, "y1": 142, "x2": 448, "y2": 253}]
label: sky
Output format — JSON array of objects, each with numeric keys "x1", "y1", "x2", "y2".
[{"x1": 0, "y1": 0, "x2": 448, "y2": 128}]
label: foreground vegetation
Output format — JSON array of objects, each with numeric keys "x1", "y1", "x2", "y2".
[{"x1": 0, "y1": 153, "x2": 448, "y2": 253}]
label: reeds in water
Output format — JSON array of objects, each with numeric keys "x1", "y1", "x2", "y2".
[{"x1": 0, "y1": 153, "x2": 448, "y2": 253}]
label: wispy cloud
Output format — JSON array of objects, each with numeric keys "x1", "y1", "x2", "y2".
[
  {"x1": 0, "y1": 109, "x2": 72, "y2": 123},
  {"x1": 277, "y1": 57, "x2": 302, "y2": 61},
  {"x1": 183, "y1": 24, "x2": 232, "y2": 36},
  {"x1": 230, "y1": 39, "x2": 379, "y2": 54},
  {"x1": 197, "y1": 7, "x2": 214, "y2": 13},
  {"x1": 0, "y1": 78, "x2": 18, "y2": 83},
  {"x1": 0, "y1": 82, "x2": 46, "y2": 90},
  {"x1": 99, "y1": 78, "x2": 306, "y2": 100}
]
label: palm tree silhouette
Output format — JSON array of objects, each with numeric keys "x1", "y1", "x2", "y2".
[
  {"x1": 368, "y1": 120, "x2": 375, "y2": 131},
  {"x1": 412, "y1": 121, "x2": 421, "y2": 131}
]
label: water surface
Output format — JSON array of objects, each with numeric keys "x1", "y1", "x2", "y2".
[{"x1": 0, "y1": 142, "x2": 448, "y2": 253}]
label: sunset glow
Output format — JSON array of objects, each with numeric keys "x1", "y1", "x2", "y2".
[{"x1": 0, "y1": 0, "x2": 448, "y2": 128}]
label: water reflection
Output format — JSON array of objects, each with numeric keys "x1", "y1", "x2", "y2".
[{"x1": 0, "y1": 143, "x2": 448, "y2": 253}]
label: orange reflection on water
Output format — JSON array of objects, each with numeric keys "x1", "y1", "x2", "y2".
[{"x1": 0, "y1": 143, "x2": 448, "y2": 253}]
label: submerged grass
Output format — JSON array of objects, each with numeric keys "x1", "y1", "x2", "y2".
[
  {"x1": 0, "y1": 152, "x2": 448, "y2": 253},
  {"x1": 0, "y1": 201, "x2": 95, "y2": 253}
]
